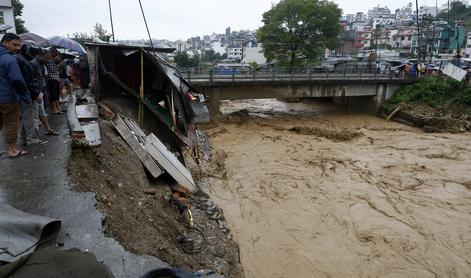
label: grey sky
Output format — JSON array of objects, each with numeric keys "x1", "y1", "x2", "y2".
[{"x1": 22, "y1": 0, "x2": 448, "y2": 41}]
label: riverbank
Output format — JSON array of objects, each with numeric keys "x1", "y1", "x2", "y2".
[
  {"x1": 383, "y1": 77, "x2": 471, "y2": 133},
  {"x1": 196, "y1": 99, "x2": 471, "y2": 278},
  {"x1": 68, "y1": 119, "x2": 244, "y2": 277}
]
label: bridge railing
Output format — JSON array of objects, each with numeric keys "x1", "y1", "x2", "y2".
[{"x1": 180, "y1": 66, "x2": 399, "y2": 84}]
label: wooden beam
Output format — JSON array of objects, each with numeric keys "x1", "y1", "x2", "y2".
[{"x1": 138, "y1": 50, "x2": 145, "y2": 126}]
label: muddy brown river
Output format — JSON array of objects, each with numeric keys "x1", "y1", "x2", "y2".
[{"x1": 198, "y1": 99, "x2": 471, "y2": 278}]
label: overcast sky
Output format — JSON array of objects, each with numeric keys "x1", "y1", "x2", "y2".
[{"x1": 21, "y1": 0, "x2": 449, "y2": 41}]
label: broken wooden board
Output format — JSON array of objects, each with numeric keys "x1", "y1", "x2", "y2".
[
  {"x1": 145, "y1": 133, "x2": 196, "y2": 193},
  {"x1": 76, "y1": 104, "x2": 99, "y2": 121},
  {"x1": 111, "y1": 116, "x2": 163, "y2": 179}
]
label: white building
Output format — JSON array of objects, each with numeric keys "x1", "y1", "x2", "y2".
[
  {"x1": 465, "y1": 32, "x2": 471, "y2": 58},
  {"x1": 368, "y1": 6, "x2": 392, "y2": 20},
  {"x1": 227, "y1": 47, "x2": 242, "y2": 60},
  {"x1": 419, "y1": 6, "x2": 440, "y2": 17},
  {"x1": 345, "y1": 14, "x2": 355, "y2": 23},
  {"x1": 395, "y1": 3, "x2": 414, "y2": 23},
  {"x1": 0, "y1": 0, "x2": 16, "y2": 35},
  {"x1": 242, "y1": 45, "x2": 266, "y2": 65},
  {"x1": 210, "y1": 41, "x2": 226, "y2": 56}
]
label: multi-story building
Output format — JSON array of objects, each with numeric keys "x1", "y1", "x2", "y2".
[
  {"x1": 345, "y1": 14, "x2": 355, "y2": 23},
  {"x1": 392, "y1": 27, "x2": 415, "y2": 50},
  {"x1": 419, "y1": 6, "x2": 440, "y2": 17},
  {"x1": 227, "y1": 47, "x2": 242, "y2": 60},
  {"x1": 395, "y1": 3, "x2": 414, "y2": 24},
  {"x1": 368, "y1": 5, "x2": 392, "y2": 20},
  {"x1": 411, "y1": 21, "x2": 466, "y2": 56},
  {"x1": 242, "y1": 45, "x2": 266, "y2": 65},
  {"x1": 355, "y1": 12, "x2": 366, "y2": 23},
  {"x1": 0, "y1": 0, "x2": 16, "y2": 35}
]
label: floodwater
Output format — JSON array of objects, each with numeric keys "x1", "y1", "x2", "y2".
[{"x1": 199, "y1": 99, "x2": 471, "y2": 278}]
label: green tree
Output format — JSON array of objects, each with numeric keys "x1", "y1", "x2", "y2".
[
  {"x1": 201, "y1": 49, "x2": 222, "y2": 63},
  {"x1": 257, "y1": 0, "x2": 341, "y2": 69},
  {"x1": 72, "y1": 32, "x2": 93, "y2": 46},
  {"x1": 174, "y1": 51, "x2": 200, "y2": 68},
  {"x1": 12, "y1": 0, "x2": 28, "y2": 34},
  {"x1": 93, "y1": 23, "x2": 111, "y2": 42},
  {"x1": 438, "y1": 2, "x2": 471, "y2": 32}
]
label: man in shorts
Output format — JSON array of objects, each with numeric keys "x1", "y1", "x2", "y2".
[
  {"x1": 31, "y1": 48, "x2": 59, "y2": 136},
  {"x1": 0, "y1": 33, "x2": 29, "y2": 158}
]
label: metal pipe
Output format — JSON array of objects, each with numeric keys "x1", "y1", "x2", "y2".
[{"x1": 108, "y1": 0, "x2": 115, "y2": 42}]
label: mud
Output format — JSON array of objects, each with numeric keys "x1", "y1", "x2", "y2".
[
  {"x1": 68, "y1": 120, "x2": 244, "y2": 277},
  {"x1": 197, "y1": 99, "x2": 471, "y2": 278}
]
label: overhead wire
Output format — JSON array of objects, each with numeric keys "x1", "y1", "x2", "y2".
[{"x1": 137, "y1": 0, "x2": 156, "y2": 56}]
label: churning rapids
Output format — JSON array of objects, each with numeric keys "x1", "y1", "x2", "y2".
[{"x1": 196, "y1": 99, "x2": 471, "y2": 278}]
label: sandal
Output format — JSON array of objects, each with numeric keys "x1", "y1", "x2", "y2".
[
  {"x1": 8, "y1": 150, "x2": 28, "y2": 159},
  {"x1": 45, "y1": 130, "x2": 60, "y2": 136}
]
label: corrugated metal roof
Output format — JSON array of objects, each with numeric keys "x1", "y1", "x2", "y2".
[{"x1": 85, "y1": 42, "x2": 176, "y2": 53}]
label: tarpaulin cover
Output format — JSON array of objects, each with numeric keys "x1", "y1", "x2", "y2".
[{"x1": 0, "y1": 205, "x2": 61, "y2": 263}]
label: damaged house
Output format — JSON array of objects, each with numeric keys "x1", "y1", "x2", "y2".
[
  {"x1": 84, "y1": 43, "x2": 210, "y2": 192},
  {"x1": 86, "y1": 42, "x2": 209, "y2": 149}
]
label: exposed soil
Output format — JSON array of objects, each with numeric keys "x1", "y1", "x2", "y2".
[
  {"x1": 68, "y1": 119, "x2": 244, "y2": 277},
  {"x1": 384, "y1": 102, "x2": 471, "y2": 133},
  {"x1": 195, "y1": 99, "x2": 471, "y2": 278}
]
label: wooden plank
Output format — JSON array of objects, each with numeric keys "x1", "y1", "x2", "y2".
[
  {"x1": 111, "y1": 116, "x2": 163, "y2": 178},
  {"x1": 76, "y1": 104, "x2": 99, "y2": 120},
  {"x1": 145, "y1": 133, "x2": 196, "y2": 193}
]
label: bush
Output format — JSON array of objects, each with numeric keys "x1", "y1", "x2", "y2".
[{"x1": 387, "y1": 76, "x2": 465, "y2": 108}]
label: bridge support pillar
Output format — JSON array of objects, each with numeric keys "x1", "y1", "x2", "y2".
[{"x1": 207, "y1": 87, "x2": 222, "y2": 118}]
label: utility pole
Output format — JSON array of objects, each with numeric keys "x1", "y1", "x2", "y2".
[
  {"x1": 416, "y1": 0, "x2": 421, "y2": 63},
  {"x1": 108, "y1": 0, "x2": 115, "y2": 42}
]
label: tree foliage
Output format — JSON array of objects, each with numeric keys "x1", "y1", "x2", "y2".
[
  {"x1": 12, "y1": 0, "x2": 28, "y2": 34},
  {"x1": 256, "y1": 0, "x2": 341, "y2": 69},
  {"x1": 201, "y1": 49, "x2": 223, "y2": 63},
  {"x1": 72, "y1": 23, "x2": 111, "y2": 46},
  {"x1": 174, "y1": 51, "x2": 200, "y2": 68},
  {"x1": 438, "y1": 2, "x2": 471, "y2": 33},
  {"x1": 93, "y1": 23, "x2": 112, "y2": 42}
]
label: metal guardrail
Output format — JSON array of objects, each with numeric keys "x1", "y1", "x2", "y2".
[{"x1": 179, "y1": 67, "x2": 407, "y2": 85}]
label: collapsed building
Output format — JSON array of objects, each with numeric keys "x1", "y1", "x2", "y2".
[{"x1": 85, "y1": 42, "x2": 209, "y2": 152}]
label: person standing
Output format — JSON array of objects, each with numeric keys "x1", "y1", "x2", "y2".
[
  {"x1": 0, "y1": 33, "x2": 29, "y2": 158},
  {"x1": 16, "y1": 40, "x2": 48, "y2": 145},
  {"x1": 46, "y1": 48, "x2": 62, "y2": 114},
  {"x1": 31, "y1": 49, "x2": 59, "y2": 136}
]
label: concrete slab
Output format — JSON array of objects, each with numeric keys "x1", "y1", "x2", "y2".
[
  {"x1": 0, "y1": 113, "x2": 167, "y2": 277},
  {"x1": 76, "y1": 104, "x2": 99, "y2": 121}
]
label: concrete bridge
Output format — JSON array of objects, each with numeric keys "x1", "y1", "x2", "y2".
[{"x1": 185, "y1": 70, "x2": 414, "y2": 116}]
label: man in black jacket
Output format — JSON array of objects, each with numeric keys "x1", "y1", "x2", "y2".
[{"x1": 15, "y1": 40, "x2": 47, "y2": 145}]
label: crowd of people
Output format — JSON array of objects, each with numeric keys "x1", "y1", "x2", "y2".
[{"x1": 0, "y1": 33, "x2": 87, "y2": 158}]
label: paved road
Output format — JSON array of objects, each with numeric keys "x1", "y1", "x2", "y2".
[{"x1": 0, "y1": 111, "x2": 166, "y2": 277}]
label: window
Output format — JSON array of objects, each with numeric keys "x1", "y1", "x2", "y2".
[{"x1": 0, "y1": 11, "x2": 4, "y2": 25}]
